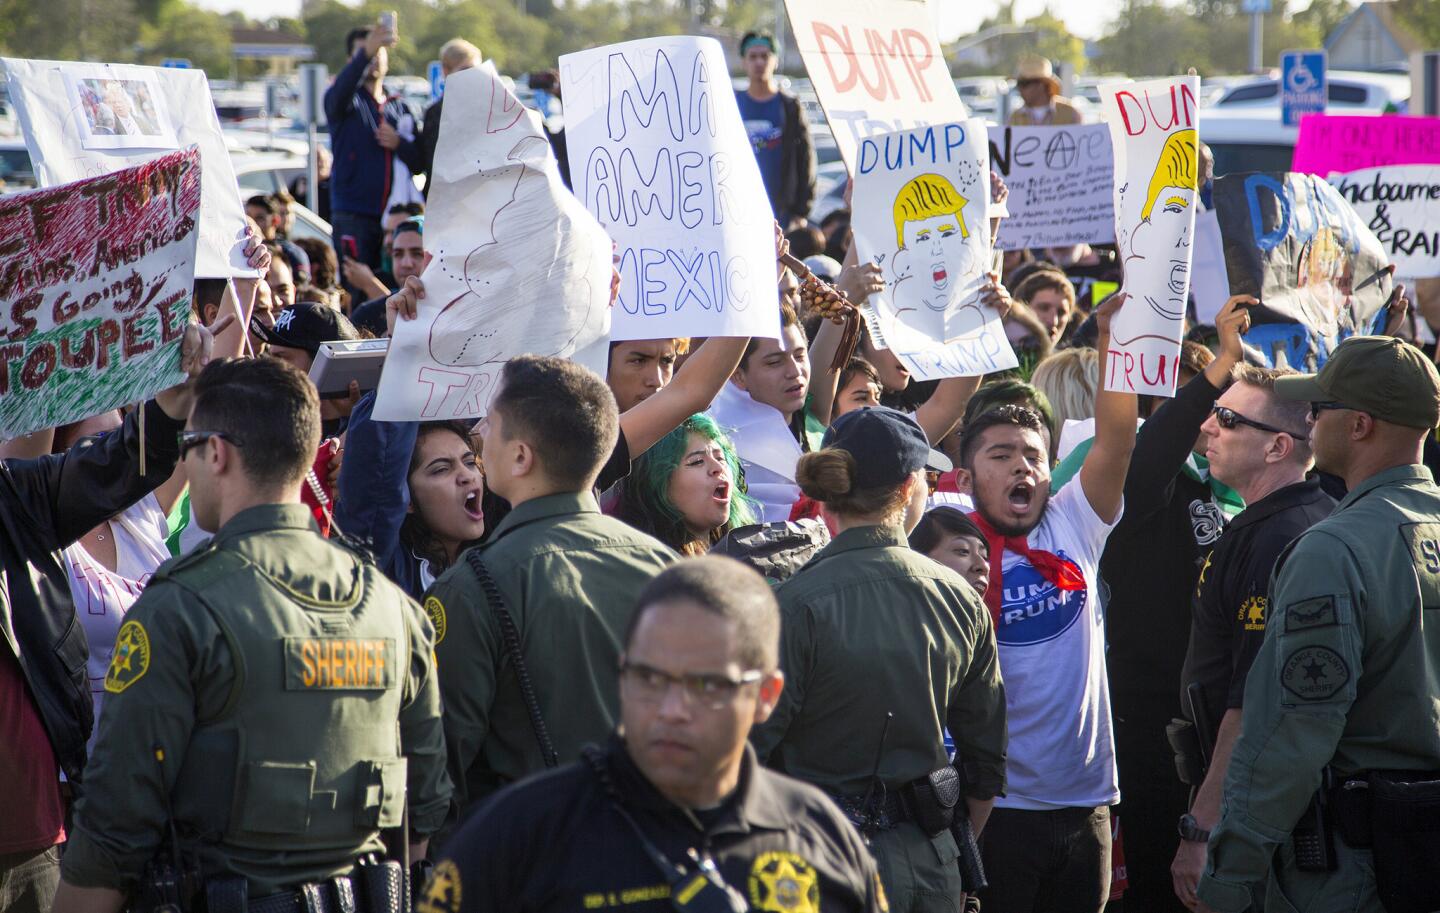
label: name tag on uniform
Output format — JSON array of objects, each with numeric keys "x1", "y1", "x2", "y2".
[{"x1": 285, "y1": 637, "x2": 396, "y2": 690}]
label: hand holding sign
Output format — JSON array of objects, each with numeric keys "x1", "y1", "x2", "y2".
[{"x1": 156, "y1": 313, "x2": 232, "y2": 421}]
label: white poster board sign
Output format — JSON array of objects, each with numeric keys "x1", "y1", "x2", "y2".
[
  {"x1": 560, "y1": 36, "x2": 780, "y2": 342},
  {"x1": 1328, "y1": 165, "x2": 1440, "y2": 278},
  {"x1": 1191, "y1": 209, "x2": 1231, "y2": 326},
  {"x1": 785, "y1": 0, "x2": 969, "y2": 175},
  {"x1": 373, "y1": 63, "x2": 612, "y2": 421},
  {"x1": 851, "y1": 120, "x2": 1014, "y2": 378},
  {"x1": 3, "y1": 58, "x2": 255, "y2": 278},
  {"x1": 1102, "y1": 76, "x2": 1200, "y2": 397},
  {"x1": 987, "y1": 123, "x2": 1115, "y2": 251}
]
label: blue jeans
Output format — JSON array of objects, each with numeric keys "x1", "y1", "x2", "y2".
[{"x1": 330, "y1": 210, "x2": 385, "y2": 299}]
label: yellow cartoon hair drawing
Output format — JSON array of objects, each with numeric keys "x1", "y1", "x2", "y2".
[
  {"x1": 1140, "y1": 128, "x2": 1199, "y2": 220},
  {"x1": 892, "y1": 174, "x2": 970, "y2": 248}
]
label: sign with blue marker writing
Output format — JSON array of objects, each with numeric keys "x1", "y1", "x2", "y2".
[
  {"x1": 851, "y1": 119, "x2": 1017, "y2": 380},
  {"x1": 1281, "y1": 50, "x2": 1326, "y2": 128},
  {"x1": 559, "y1": 36, "x2": 780, "y2": 341},
  {"x1": 1213, "y1": 171, "x2": 1391, "y2": 370}
]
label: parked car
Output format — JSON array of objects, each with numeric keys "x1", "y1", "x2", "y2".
[
  {"x1": 0, "y1": 138, "x2": 36, "y2": 191},
  {"x1": 1212, "y1": 70, "x2": 1410, "y2": 113}
]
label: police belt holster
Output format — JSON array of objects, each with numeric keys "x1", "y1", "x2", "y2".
[
  {"x1": 1321, "y1": 768, "x2": 1440, "y2": 913},
  {"x1": 198, "y1": 857, "x2": 409, "y2": 913}
]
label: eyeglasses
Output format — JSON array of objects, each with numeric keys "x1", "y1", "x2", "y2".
[
  {"x1": 178, "y1": 430, "x2": 239, "y2": 459},
  {"x1": 1308, "y1": 402, "x2": 1355, "y2": 420},
  {"x1": 620, "y1": 661, "x2": 764, "y2": 710},
  {"x1": 1210, "y1": 405, "x2": 1306, "y2": 439}
]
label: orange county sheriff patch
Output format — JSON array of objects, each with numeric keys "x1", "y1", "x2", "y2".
[
  {"x1": 424, "y1": 596, "x2": 447, "y2": 644},
  {"x1": 1282, "y1": 645, "x2": 1350, "y2": 701},
  {"x1": 104, "y1": 620, "x2": 151, "y2": 694},
  {"x1": 749, "y1": 851, "x2": 819, "y2": 913},
  {"x1": 1238, "y1": 595, "x2": 1267, "y2": 631},
  {"x1": 416, "y1": 859, "x2": 461, "y2": 913}
]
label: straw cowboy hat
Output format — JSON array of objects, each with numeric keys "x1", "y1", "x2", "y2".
[{"x1": 1014, "y1": 57, "x2": 1062, "y2": 92}]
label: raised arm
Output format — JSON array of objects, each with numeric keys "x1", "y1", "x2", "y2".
[
  {"x1": 1079, "y1": 294, "x2": 1138, "y2": 524},
  {"x1": 620, "y1": 335, "x2": 749, "y2": 456}
]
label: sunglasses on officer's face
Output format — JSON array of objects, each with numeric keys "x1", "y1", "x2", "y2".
[
  {"x1": 1308, "y1": 402, "x2": 1354, "y2": 420},
  {"x1": 1210, "y1": 405, "x2": 1306, "y2": 440},
  {"x1": 178, "y1": 430, "x2": 241, "y2": 459}
]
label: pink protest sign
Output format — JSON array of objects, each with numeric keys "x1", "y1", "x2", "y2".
[{"x1": 1292, "y1": 114, "x2": 1440, "y2": 176}]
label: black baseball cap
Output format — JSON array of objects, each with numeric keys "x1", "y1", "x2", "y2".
[
  {"x1": 1274, "y1": 335, "x2": 1440, "y2": 430},
  {"x1": 821, "y1": 406, "x2": 931, "y2": 489},
  {"x1": 251, "y1": 302, "x2": 360, "y2": 356}
]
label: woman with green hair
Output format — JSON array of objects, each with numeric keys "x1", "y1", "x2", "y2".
[{"x1": 612, "y1": 414, "x2": 761, "y2": 556}]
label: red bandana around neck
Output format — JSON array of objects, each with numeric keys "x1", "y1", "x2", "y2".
[{"x1": 969, "y1": 510, "x2": 1087, "y2": 623}]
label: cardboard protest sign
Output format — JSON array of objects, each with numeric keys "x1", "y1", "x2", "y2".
[
  {"x1": 1213, "y1": 171, "x2": 1392, "y2": 370},
  {"x1": 4, "y1": 58, "x2": 254, "y2": 278},
  {"x1": 1101, "y1": 76, "x2": 1200, "y2": 397},
  {"x1": 785, "y1": 0, "x2": 968, "y2": 175},
  {"x1": 851, "y1": 120, "x2": 1016, "y2": 379},
  {"x1": 373, "y1": 63, "x2": 612, "y2": 422},
  {"x1": 0, "y1": 147, "x2": 199, "y2": 438},
  {"x1": 1292, "y1": 114, "x2": 1440, "y2": 177},
  {"x1": 987, "y1": 123, "x2": 1115, "y2": 251},
  {"x1": 1328, "y1": 166, "x2": 1440, "y2": 278},
  {"x1": 559, "y1": 37, "x2": 779, "y2": 342}
]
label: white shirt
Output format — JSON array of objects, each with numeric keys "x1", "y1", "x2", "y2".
[
  {"x1": 63, "y1": 494, "x2": 170, "y2": 751},
  {"x1": 992, "y1": 480, "x2": 1121, "y2": 810},
  {"x1": 708, "y1": 381, "x2": 802, "y2": 523}
]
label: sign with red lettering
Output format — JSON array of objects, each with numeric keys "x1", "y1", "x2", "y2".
[
  {"x1": 1101, "y1": 76, "x2": 1200, "y2": 397},
  {"x1": 785, "y1": 0, "x2": 968, "y2": 175},
  {"x1": 0, "y1": 146, "x2": 198, "y2": 437}
]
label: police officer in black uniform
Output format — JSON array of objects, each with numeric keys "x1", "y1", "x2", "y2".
[{"x1": 421, "y1": 557, "x2": 887, "y2": 913}]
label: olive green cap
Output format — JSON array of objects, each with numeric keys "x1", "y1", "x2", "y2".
[{"x1": 1273, "y1": 335, "x2": 1440, "y2": 429}]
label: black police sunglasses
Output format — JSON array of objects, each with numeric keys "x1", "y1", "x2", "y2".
[
  {"x1": 178, "y1": 430, "x2": 241, "y2": 459},
  {"x1": 1211, "y1": 405, "x2": 1306, "y2": 440}
]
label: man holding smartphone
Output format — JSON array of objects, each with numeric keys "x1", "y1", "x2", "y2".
[{"x1": 324, "y1": 12, "x2": 422, "y2": 298}]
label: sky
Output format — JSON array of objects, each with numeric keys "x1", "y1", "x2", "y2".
[{"x1": 193, "y1": 0, "x2": 1129, "y2": 42}]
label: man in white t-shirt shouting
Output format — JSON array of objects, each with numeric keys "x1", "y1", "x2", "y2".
[{"x1": 953, "y1": 295, "x2": 1136, "y2": 913}]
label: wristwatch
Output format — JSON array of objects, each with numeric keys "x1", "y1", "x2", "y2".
[{"x1": 1178, "y1": 813, "x2": 1211, "y2": 843}]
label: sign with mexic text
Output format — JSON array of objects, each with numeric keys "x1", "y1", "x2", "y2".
[
  {"x1": 1102, "y1": 75, "x2": 1201, "y2": 397},
  {"x1": 987, "y1": 123, "x2": 1115, "y2": 250},
  {"x1": 560, "y1": 36, "x2": 780, "y2": 342},
  {"x1": 785, "y1": 0, "x2": 968, "y2": 174},
  {"x1": 1281, "y1": 50, "x2": 1326, "y2": 128},
  {"x1": 0, "y1": 146, "x2": 200, "y2": 437},
  {"x1": 1291, "y1": 114, "x2": 1440, "y2": 176},
  {"x1": 1328, "y1": 165, "x2": 1440, "y2": 277}
]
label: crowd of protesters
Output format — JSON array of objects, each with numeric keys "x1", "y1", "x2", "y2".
[{"x1": 2, "y1": 17, "x2": 1439, "y2": 913}]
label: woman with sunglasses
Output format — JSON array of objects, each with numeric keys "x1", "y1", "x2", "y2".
[{"x1": 751, "y1": 407, "x2": 1006, "y2": 913}]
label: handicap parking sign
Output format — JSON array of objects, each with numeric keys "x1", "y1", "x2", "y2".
[{"x1": 1281, "y1": 50, "x2": 1326, "y2": 128}]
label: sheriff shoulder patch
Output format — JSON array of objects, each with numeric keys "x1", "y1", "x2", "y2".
[
  {"x1": 105, "y1": 620, "x2": 151, "y2": 694},
  {"x1": 1284, "y1": 597, "x2": 1337, "y2": 633},
  {"x1": 424, "y1": 596, "x2": 447, "y2": 644},
  {"x1": 1281, "y1": 645, "x2": 1349, "y2": 701}
]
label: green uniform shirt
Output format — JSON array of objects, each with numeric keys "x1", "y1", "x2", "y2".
[
  {"x1": 427, "y1": 491, "x2": 674, "y2": 816},
  {"x1": 751, "y1": 525, "x2": 1007, "y2": 798},
  {"x1": 62, "y1": 504, "x2": 450, "y2": 895},
  {"x1": 1198, "y1": 465, "x2": 1440, "y2": 912}
]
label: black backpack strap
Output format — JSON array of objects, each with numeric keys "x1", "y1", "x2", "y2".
[{"x1": 463, "y1": 549, "x2": 558, "y2": 768}]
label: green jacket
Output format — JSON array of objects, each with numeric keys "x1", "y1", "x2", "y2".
[
  {"x1": 1198, "y1": 465, "x2": 1440, "y2": 912},
  {"x1": 62, "y1": 504, "x2": 450, "y2": 896},
  {"x1": 751, "y1": 525, "x2": 1007, "y2": 798},
  {"x1": 427, "y1": 491, "x2": 674, "y2": 817}
]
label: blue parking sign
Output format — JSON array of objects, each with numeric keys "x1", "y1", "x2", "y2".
[
  {"x1": 428, "y1": 60, "x2": 445, "y2": 102},
  {"x1": 1281, "y1": 50, "x2": 1326, "y2": 128}
]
